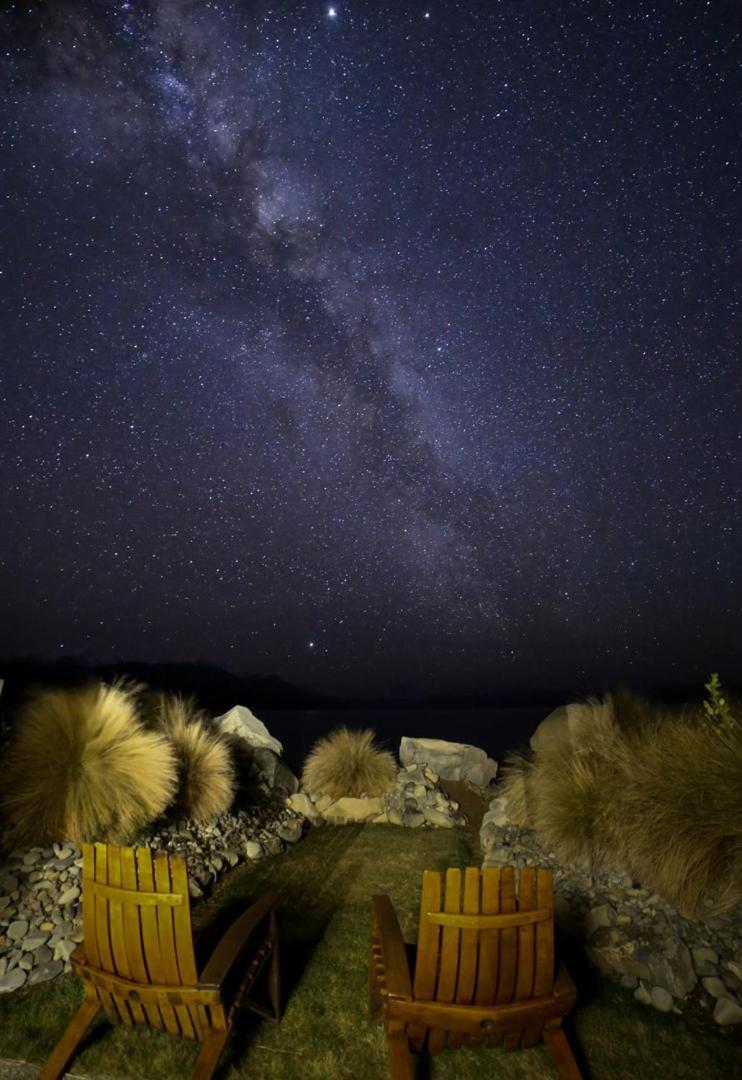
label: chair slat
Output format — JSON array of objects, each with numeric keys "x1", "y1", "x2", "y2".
[
  {"x1": 154, "y1": 851, "x2": 196, "y2": 1039},
  {"x1": 495, "y1": 867, "x2": 517, "y2": 1004},
  {"x1": 412, "y1": 871, "x2": 442, "y2": 1000},
  {"x1": 504, "y1": 868, "x2": 535, "y2": 1050},
  {"x1": 137, "y1": 847, "x2": 176, "y2": 1035},
  {"x1": 119, "y1": 847, "x2": 153, "y2": 1028},
  {"x1": 447, "y1": 867, "x2": 480, "y2": 1050},
  {"x1": 428, "y1": 869, "x2": 461, "y2": 1053},
  {"x1": 106, "y1": 845, "x2": 134, "y2": 1027},
  {"x1": 455, "y1": 867, "x2": 480, "y2": 1005},
  {"x1": 522, "y1": 867, "x2": 555, "y2": 1049},
  {"x1": 93, "y1": 843, "x2": 124, "y2": 1027},
  {"x1": 474, "y1": 867, "x2": 500, "y2": 1007},
  {"x1": 410, "y1": 870, "x2": 442, "y2": 1053},
  {"x1": 81, "y1": 845, "x2": 100, "y2": 971},
  {"x1": 169, "y1": 853, "x2": 202, "y2": 1038}
]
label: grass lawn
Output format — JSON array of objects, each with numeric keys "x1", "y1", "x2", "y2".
[{"x1": 1, "y1": 825, "x2": 740, "y2": 1078}]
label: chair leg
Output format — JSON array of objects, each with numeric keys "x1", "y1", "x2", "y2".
[
  {"x1": 190, "y1": 1030, "x2": 230, "y2": 1080},
  {"x1": 39, "y1": 997, "x2": 101, "y2": 1080},
  {"x1": 543, "y1": 1023, "x2": 582, "y2": 1080},
  {"x1": 387, "y1": 1026, "x2": 415, "y2": 1080}
]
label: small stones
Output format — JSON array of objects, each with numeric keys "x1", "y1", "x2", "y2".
[
  {"x1": 27, "y1": 960, "x2": 63, "y2": 985},
  {"x1": 650, "y1": 986, "x2": 674, "y2": 1013},
  {"x1": 713, "y1": 997, "x2": 742, "y2": 1026},
  {"x1": 32, "y1": 945, "x2": 52, "y2": 966},
  {"x1": 58, "y1": 885, "x2": 80, "y2": 907},
  {"x1": 0, "y1": 968, "x2": 27, "y2": 993},
  {"x1": 276, "y1": 820, "x2": 303, "y2": 844},
  {"x1": 7, "y1": 920, "x2": 29, "y2": 941},
  {"x1": 52, "y1": 940, "x2": 77, "y2": 964},
  {"x1": 244, "y1": 840, "x2": 263, "y2": 860},
  {"x1": 22, "y1": 934, "x2": 49, "y2": 951},
  {"x1": 691, "y1": 946, "x2": 719, "y2": 975},
  {"x1": 701, "y1": 977, "x2": 727, "y2": 998}
]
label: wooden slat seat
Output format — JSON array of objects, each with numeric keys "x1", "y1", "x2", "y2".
[
  {"x1": 41, "y1": 842, "x2": 281, "y2": 1080},
  {"x1": 369, "y1": 866, "x2": 581, "y2": 1079}
]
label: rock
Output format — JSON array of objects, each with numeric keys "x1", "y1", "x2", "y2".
[
  {"x1": 530, "y1": 700, "x2": 610, "y2": 754},
  {"x1": 692, "y1": 946, "x2": 719, "y2": 975},
  {"x1": 401, "y1": 809, "x2": 426, "y2": 828},
  {"x1": 323, "y1": 797, "x2": 383, "y2": 825},
  {"x1": 276, "y1": 820, "x2": 303, "y2": 844},
  {"x1": 7, "y1": 920, "x2": 29, "y2": 941},
  {"x1": 53, "y1": 939, "x2": 77, "y2": 964},
  {"x1": 244, "y1": 841, "x2": 263, "y2": 860},
  {"x1": 188, "y1": 880, "x2": 203, "y2": 900},
  {"x1": 0, "y1": 968, "x2": 27, "y2": 993},
  {"x1": 650, "y1": 986, "x2": 674, "y2": 1012},
  {"x1": 713, "y1": 996, "x2": 742, "y2": 1026},
  {"x1": 620, "y1": 974, "x2": 638, "y2": 989},
  {"x1": 313, "y1": 794, "x2": 334, "y2": 814},
  {"x1": 399, "y1": 737, "x2": 497, "y2": 788},
  {"x1": 58, "y1": 886, "x2": 80, "y2": 907},
  {"x1": 387, "y1": 807, "x2": 403, "y2": 826},
  {"x1": 32, "y1": 945, "x2": 52, "y2": 966},
  {"x1": 725, "y1": 960, "x2": 742, "y2": 980},
  {"x1": 585, "y1": 905, "x2": 615, "y2": 937},
  {"x1": 702, "y1": 977, "x2": 727, "y2": 998},
  {"x1": 22, "y1": 934, "x2": 49, "y2": 951},
  {"x1": 423, "y1": 808, "x2": 454, "y2": 828},
  {"x1": 27, "y1": 960, "x2": 63, "y2": 984},
  {"x1": 214, "y1": 705, "x2": 283, "y2": 755},
  {"x1": 634, "y1": 984, "x2": 652, "y2": 1005},
  {"x1": 251, "y1": 748, "x2": 299, "y2": 793},
  {"x1": 288, "y1": 793, "x2": 322, "y2": 822}
]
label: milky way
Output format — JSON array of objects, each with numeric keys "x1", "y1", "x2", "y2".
[{"x1": 1, "y1": 1, "x2": 739, "y2": 696}]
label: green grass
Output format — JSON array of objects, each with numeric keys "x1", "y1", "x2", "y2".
[{"x1": 0, "y1": 825, "x2": 740, "y2": 1078}]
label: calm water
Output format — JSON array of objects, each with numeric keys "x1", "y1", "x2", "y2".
[{"x1": 260, "y1": 706, "x2": 551, "y2": 774}]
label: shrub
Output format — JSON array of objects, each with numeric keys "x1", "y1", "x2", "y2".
[
  {"x1": 498, "y1": 690, "x2": 742, "y2": 917},
  {"x1": 302, "y1": 727, "x2": 397, "y2": 799},
  {"x1": 0, "y1": 680, "x2": 177, "y2": 845},
  {"x1": 609, "y1": 705, "x2": 742, "y2": 917},
  {"x1": 154, "y1": 695, "x2": 235, "y2": 822}
]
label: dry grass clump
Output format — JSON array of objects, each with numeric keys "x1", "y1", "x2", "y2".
[
  {"x1": 154, "y1": 695, "x2": 235, "y2": 822},
  {"x1": 1, "y1": 680, "x2": 177, "y2": 845},
  {"x1": 302, "y1": 727, "x2": 397, "y2": 799},
  {"x1": 501, "y1": 690, "x2": 742, "y2": 917},
  {"x1": 610, "y1": 706, "x2": 742, "y2": 917}
]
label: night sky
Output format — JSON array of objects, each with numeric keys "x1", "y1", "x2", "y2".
[{"x1": 1, "y1": 1, "x2": 739, "y2": 698}]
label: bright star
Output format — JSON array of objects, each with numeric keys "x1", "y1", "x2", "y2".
[
  {"x1": 308, "y1": 640, "x2": 316, "y2": 649},
  {"x1": 328, "y1": 6, "x2": 337, "y2": 16}
]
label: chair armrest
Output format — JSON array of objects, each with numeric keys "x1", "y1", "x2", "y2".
[
  {"x1": 199, "y1": 892, "x2": 277, "y2": 989},
  {"x1": 372, "y1": 895, "x2": 413, "y2": 1001}
]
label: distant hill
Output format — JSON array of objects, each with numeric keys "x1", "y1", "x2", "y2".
[{"x1": 0, "y1": 656, "x2": 350, "y2": 715}]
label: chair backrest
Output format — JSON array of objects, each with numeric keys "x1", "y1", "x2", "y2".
[
  {"x1": 413, "y1": 867, "x2": 554, "y2": 1007},
  {"x1": 82, "y1": 841, "x2": 197, "y2": 990}
]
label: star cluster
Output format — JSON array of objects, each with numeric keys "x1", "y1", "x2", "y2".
[{"x1": 0, "y1": 1, "x2": 739, "y2": 696}]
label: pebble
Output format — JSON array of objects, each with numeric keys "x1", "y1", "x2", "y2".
[
  {"x1": 0, "y1": 969, "x2": 27, "y2": 993},
  {"x1": 58, "y1": 886, "x2": 80, "y2": 907},
  {"x1": 7, "y1": 920, "x2": 29, "y2": 941}
]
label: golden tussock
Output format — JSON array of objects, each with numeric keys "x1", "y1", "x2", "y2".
[
  {"x1": 302, "y1": 727, "x2": 397, "y2": 799},
  {"x1": 1, "y1": 680, "x2": 177, "y2": 845}
]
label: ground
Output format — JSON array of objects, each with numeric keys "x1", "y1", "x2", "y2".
[{"x1": 0, "y1": 825, "x2": 740, "y2": 1078}]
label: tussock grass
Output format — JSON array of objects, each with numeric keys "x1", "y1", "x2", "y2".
[
  {"x1": 155, "y1": 695, "x2": 235, "y2": 823},
  {"x1": 0, "y1": 680, "x2": 177, "y2": 845},
  {"x1": 301, "y1": 727, "x2": 396, "y2": 798},
  {"x1": 502, "y1": 691, "x2": 742, "y2": 916}
]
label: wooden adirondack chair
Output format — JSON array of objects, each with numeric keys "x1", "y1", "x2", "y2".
[
  {"x1": 41, "y1": 842, "x2": 281, "y2": 1080},
  {"x1": 369, "y1": 866, "x2": 581, "y2": 1079}
]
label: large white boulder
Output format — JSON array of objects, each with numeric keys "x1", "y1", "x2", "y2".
[
  {"x1": 530, "y1": 699, "x2": 611, "y2": 754},
  {"x1": 399, "y1": 737, "x2": 497, "y2": 788},
  {"x1": 214, "y1": 705, "x2": 283, "y2": 756}
]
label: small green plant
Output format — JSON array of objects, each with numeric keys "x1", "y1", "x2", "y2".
[{"x1": 702, "y1": 673, "x2": 735, "y2": 734}]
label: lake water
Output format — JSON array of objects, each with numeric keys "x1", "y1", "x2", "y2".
[{"x1": 261, "y1": 706, "x2": 551, "y2": 775}]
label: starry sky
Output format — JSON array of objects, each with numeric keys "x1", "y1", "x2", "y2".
[{"x1": 0, "y1": 1, "x2": 739, "y2": 699}]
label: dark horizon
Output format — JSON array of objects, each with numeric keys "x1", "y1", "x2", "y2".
[{"x1": 1, "y1": 2, "x2": 739, "y2": 699}]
